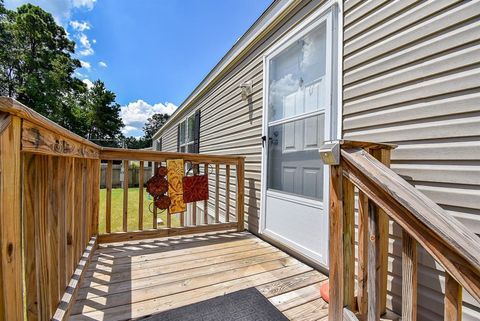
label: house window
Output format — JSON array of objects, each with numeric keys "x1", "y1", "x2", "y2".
[{"x1": 178, "y1": 110, "x2": 201, "y2": 153}]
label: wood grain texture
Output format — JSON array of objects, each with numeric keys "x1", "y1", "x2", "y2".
[
  {"x1": 23, "y1": 153, "x2": 38, "y2": 321},
  {"x1": 52, "y1": 236, "x2": 98, "y2": 321},
  {"x1": 91, "y1": 159, "x2": 100, "y2": 235},
  {"x1": 122, "y1": 160, "x2": 129, "y2": 232},
  {"x1": 65, "y1": 158, "x2": 76, "y2": 280},
  {"x1": 105, "y1": 160, "x2": 113, "y2": 233},
  {"x1": 100, "y1": 147, "x2": 244, "y2": 165},
  {"x1": 357, "y1": 190, "x2": 369, "y2": 316},
  {"x1": 328, "y1": 164, "x2": 343, "y2": 321},
  {"x1": 368, "y1": 199, "x2": 380, "y2": 321},
  {"x1": 204, "y1": 163, "x2": 209, "y2": 224},
  {"x1": 225, "y1": 164, "x2": 230, "y2": 222},
  {"x1": 444, "y1": 274, "x2": 462, "y2": 321},
  {"x1": 138, "y1": 161, "x2": 144, "y2": 230},
  {"x1": 0, "y1": 116, "x2": 24, "y2": 321},
  {"x1": 98, "y1": 222, "x2": 238, "y2": 243},
  {"x1": 402, "y1": 231, "x2": 417, "y2": 321},
  {"x1": 215, "y1": 163, "x2": 220, "y2": 223},
  {"x1": 22, "y1": 120, "x2": 100, "y2": 158},
  {"x1": 0, "y1": 97, "x2": 99, "y2": 149},
  {"x1": 236, "y1": 161, "x2": 245, "y2": 231},
  {"x1": 371, "y1": 148, "x2": 390, "y2": 316},
  {"x1": 35, "y1": 156, "x2": 51, "y2": 320},
  {"x1": 343, "y1": 177, "x2": 355, "y2": 310},
  {"x1": 71, "y1": 231, "x2": 327, "y2": 321},
  {"x1": 341, "y1": 148, "x2": 480, "y2": 303}
]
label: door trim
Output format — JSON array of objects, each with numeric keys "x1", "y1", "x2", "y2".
[{"x1": 259, "y1": 2, "x2": 342, "y2": 268}]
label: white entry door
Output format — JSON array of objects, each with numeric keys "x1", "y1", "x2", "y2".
[{"x1": 261, "y1": 11, "x2": 334, "y2": 267}]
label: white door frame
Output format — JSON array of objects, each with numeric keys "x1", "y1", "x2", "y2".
[{"x1": 259, "y1": 1, "x2": 343, "y2": 268}]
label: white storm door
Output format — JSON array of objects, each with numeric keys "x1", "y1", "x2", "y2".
[{"x1": 261, "y1": 11, "x2": 333, "y2": 267}]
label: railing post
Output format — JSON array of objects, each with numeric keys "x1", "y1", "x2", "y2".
[
  {"x1": 445, "y1": 274, "x2": 462, "y2": 321},
  {"x1": 236, "y1": 158, "x2": 245, "y2": 231},
  {"x1": 343, "y1": 176, "x2": 355, "y2": 310},
  {"x1": 357, "y1": 190, "x2": 369, "y2": 316},
  {"x1": 328, "y1": 163, "x2": 344, "y2": 321},
  {"x1": 0, "y1": 114, "x2": 24, "y2": 321},
  {"x1": 402, "y1": 230, "x2": 417, "y2": 321},
  {"x1": 371, "y1": 148, "x2": 390, "y2": 316},
  {"x1": 368, "y1": 199, "x2": 380, "y2": 321}
]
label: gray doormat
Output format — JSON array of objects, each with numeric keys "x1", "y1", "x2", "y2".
[{"x1": 135, "y1": 287, "x2": 290, "y2": 321}]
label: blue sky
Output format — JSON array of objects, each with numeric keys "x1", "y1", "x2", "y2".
[{"x1": 5, "y1": 0, "x2": 272, "y2": 136}]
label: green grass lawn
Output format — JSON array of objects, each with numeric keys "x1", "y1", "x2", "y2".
[{"x1": 99, "y1": 187, "x2": 179, "y2": 233}]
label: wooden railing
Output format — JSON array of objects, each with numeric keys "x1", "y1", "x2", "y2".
[
  {"x1": 328, "y1": 140, "x2": 480, "y2": 321},
  {"x1": 97, "y1": 148, "x2": 245, "y2": 243},
  {"x1": 0, "y1": 97, "x2": 245, "y2": 321}
]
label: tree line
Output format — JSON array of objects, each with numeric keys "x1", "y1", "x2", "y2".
[{"x1": 0, "y1": 1, "x2": 169, "y2": 148}]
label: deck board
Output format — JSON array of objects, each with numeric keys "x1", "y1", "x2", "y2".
[{"x1": 70, "y1": 231, "x2": 329, "y2": 321}]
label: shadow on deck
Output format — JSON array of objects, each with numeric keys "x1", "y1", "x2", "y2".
[{"x1": 69, "y1": 231, "x2": 329, "y2": 321}]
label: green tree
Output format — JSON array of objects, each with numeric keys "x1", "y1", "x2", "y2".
[
  {"x1": 124, "y1": 136, "x2": 150, "y2": 149},
  {"x1": 0, "y1": 3, "x2": 80, "y2": 121},
  {"x1": 0, "y1": 3, "x2": 125, "y2": 142},
  {"x1": 142, "y1": 113, "x2": 170, "y2": 144},
  {"x1": 84, "y1": 80, "x2": 124, "y2": 147}
]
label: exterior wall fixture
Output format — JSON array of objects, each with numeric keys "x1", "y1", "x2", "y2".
[
  {"x1": 319, "y1": 141, "x2": 340, "y2": 165},
  {"x1": 239, "y1": 80, "x2": 253, "y2": 100}
]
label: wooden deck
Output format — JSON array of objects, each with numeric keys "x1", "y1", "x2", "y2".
[{"x1": 69, "y1": 231, "x2": 329, "y2": 321}]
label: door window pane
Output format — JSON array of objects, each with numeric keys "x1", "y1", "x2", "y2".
[
  {"x1": 267, "y1": 114, "x2": 325, "y2": 201},
  {"x1": 268, "y1": 22, "x2": 327, "y2": 122}
]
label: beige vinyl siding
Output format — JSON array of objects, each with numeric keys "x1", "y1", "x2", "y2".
[
  {"x1": 155, "y1": 0, "x2": 326, "y2": 232},
  {"x1": 343, "y1": 0, "x2": 480, "y2": 320}
]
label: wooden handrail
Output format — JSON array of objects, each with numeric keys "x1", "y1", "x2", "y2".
[
  {"x1": 98, "y1": 152, "x2": 245, "y2": 243},
  {"x1": 0, "y1": 98, "x2": 247, "y2": 320},
  {"x1": 328, "y1": 141, "x2": 480, "y2": 321},
  {"x1": 342, "y1": 148, "x2": 480, "y2": 280},
  {"x1": 0, "y1": 97, "x2": 100, "y2": 149}
]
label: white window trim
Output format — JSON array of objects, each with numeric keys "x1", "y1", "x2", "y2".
[{"x1": 178, "y1": 110, "x2": 196, "y2": 152}]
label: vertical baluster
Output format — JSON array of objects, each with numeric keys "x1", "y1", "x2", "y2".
[
  {"x1": 236, "y1": 159, "x2": 245, "y2": 231},
  {"x1": 445, "y1": 274, "x2": 462, "y2": 321},
  {"x1": 368, "y1": 199, "x2": 380, "y2": 321},
  {"x1": 179, "y1": 211, "x2": 184, "y2": 227},
  {"x1": 225, "y1": 164, "x2": 230, "y2": 223},
  {"x1": 358, "y1": 191, "x2": 369, "y2": 316},
  {"x1": 92, "y1": 159, "x2": 100, "y2": 236},
  {"x1": 204, "y1": 163, "x2": 209, "y2": 224},
  {"x1": 138, "y1": 161, "x2": 144, "y2": 230},
  {"x1": 328, "y1": 163, "x2": 343, "y2": 321},
  {"x1": 122, "y1": 160, "x2": 129, "y2": 232},
  {"x1": 402, "y1": 230, "x2": 417, "y2": 321},
  {"x1": 153, "y1": 163, "x2": 158, "y2": 229},
  {"x1": 371, "y1": 148, "x2": 390, "y2": 316},
  {"x1": 167, "y1": 209, "x2": 171, "y2": 228},
  {"x1": 215, "y1": 163, "x2": 220, "y2": 223},
  {"x1": 192, "y1": 164, "x2": 198, "y2": 225},
  {"x1": 343, "y1": 177, "x2": 355, "y2": 310},
  {"x1": 105, "y1": 161, "x2": 113, "y2": 233}
]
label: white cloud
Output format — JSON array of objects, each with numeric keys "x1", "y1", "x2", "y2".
[
  {"x1": 69, "y1": 20, "x2": 90, "y2": 31},
  {"x1": 98, "y1": 61, "x2": 108, "y2": 68},
  {"x1": 72, "y1": 0, "x2": 96, "y2": 10},
  {"x1": 5, "y1": 0, "x2": 97, "y2": 24},
  {"x1": 120, "y1": 100, "x2": 177, "y2": 137},
  {"x1": 82, "y1": 79, "x2": 94, "y2": 89},
  {"x1": 77, "y1": 33, "x2": 94, "y2": 56},
  {"x1": 80, "y1": 60, "x2": 91, "y2": 70}
]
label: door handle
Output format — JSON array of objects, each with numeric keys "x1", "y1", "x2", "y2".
[{"x1": 262, "y1": 135, "x2": 267, "y2": 148}]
